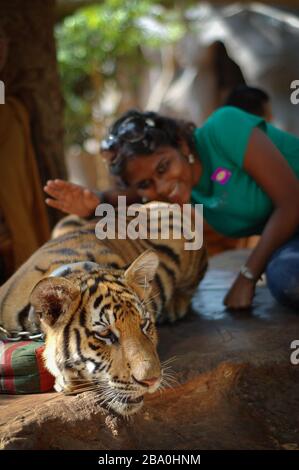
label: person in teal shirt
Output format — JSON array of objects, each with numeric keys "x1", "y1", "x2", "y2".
[
  {"x1": 191, "y1": 106, "x2": 299, "y2": 237},
  {"x1": 44, "y1": 107, "x2": 299, "y2": 311}
]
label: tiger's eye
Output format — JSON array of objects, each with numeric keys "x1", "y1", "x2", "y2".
[{"x1": 95, "y1": 330, "x2": 118, "y2": 344}]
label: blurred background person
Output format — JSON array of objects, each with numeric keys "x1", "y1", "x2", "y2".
[
  {"x1": 225, "y1": 85, "x2": 273, "y2": 122},
  {"x1": 0, "y1": 25, "x2": 50, "y2": 280}
]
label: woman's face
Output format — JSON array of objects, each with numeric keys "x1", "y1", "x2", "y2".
[{"x1": 123, "y1": 145, "x2": 201, "y2": 206}]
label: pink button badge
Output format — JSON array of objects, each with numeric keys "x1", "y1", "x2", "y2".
[{"x1": 211, "y1": 167, "x2": 232, "y2": 185}]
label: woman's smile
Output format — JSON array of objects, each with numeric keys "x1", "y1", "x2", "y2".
[{"x1": 168, "y1": 182, "x2": 180, "y2": 199}]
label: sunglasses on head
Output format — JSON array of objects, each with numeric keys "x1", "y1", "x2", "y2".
[{"x1": 100, "y1": 116, "x2": 157, "y2": 152}]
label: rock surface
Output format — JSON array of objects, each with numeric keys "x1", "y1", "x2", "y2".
[{"x1": 1, "y1": 250, "x2": 299, "y2": 450}]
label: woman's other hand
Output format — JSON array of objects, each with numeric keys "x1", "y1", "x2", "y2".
[
  {"x1": 224, "y1": 274, "x2": 256, "y2": 310},
  {"x1": 44, "y1": 179, "x2": 100, "y2": 217}
]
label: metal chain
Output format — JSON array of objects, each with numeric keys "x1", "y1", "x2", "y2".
[{"x1": 0, "y1": 325, "x2": 44, "y2": 342}]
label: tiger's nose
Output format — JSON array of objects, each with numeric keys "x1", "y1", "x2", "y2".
[{"x1": 133, "y1": 375, "x2": 160, "y2": 387}]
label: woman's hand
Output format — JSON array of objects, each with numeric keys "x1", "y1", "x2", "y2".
[
  {"x1": 44, "y1": 179, "x2": 100, "y2": 217},
  {"x1": 223, "y1": 274, "x2": 256, "y2": 310}
]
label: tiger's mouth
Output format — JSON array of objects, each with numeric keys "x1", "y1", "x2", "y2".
[
  {"x1": 125, "y1": 395, "x2": 144, "y2": 405},
  {"x1": 105, "y1": 393, "x2": 145, "y2": 416},
  {"x1": 63, "y1": 385, "x2": 145, "y2": 415},
  {"x1": 113, "y1": 395, "x2": 145, "y2": 416},
  {"x1": 60, "y1": 376, "x2": 146, "y2": 414}
]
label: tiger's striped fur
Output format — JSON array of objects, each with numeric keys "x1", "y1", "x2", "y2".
[{"x1": 0, "y1": 202, "x2": 207, "y2": 415}]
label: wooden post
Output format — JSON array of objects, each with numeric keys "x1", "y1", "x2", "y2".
[{"x1": 0, "y1": 0, "x2": 66, "y2": 226}]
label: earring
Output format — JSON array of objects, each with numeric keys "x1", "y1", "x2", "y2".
[
  {"x1": 142, "y1": 196, "x2": 148, "y2": 203},
  {"x1": 188, "y1": 153, "x2": 195, "y2": 164}
]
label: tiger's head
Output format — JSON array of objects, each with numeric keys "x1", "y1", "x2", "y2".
[{"x1": 29, "y1": 250, "x2": 162, "y2": 416}]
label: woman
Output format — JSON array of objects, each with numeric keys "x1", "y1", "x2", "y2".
[{"x1": 44, "y1": 107, "x2": 299, "y2": 310}]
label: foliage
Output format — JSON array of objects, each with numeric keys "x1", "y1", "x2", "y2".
[{"x1": 55, "y1": 0, "x2": 185, "y2": 147}]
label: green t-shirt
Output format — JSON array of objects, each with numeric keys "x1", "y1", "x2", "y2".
[{"x1": 191, "y1": 106, "x2": 299, "y2": 238}]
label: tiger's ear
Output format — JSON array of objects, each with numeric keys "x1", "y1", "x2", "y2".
[
  {"x1": 29, "y1": 277, "x2": 81, "y2": 327},
  {"x1": 124, "y1": 250, "x2": 159, "y2": 300}
]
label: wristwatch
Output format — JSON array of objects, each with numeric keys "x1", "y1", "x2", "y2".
[{"x1": 240, "y1": 265, "x2": 257, "y2": 282}]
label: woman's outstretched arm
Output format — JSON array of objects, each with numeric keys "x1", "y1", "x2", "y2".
[{"x1": 224, "y1": 127, "x2": 299, "y2": 309}]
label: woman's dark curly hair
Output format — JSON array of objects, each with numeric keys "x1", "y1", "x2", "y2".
[{"x1": 100, "y1": 109, "x2": 197, "y2": 178}]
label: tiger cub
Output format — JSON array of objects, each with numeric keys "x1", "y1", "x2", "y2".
[{"x1": 0, "y1": 202, "x2": 207, "y2": 415}]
